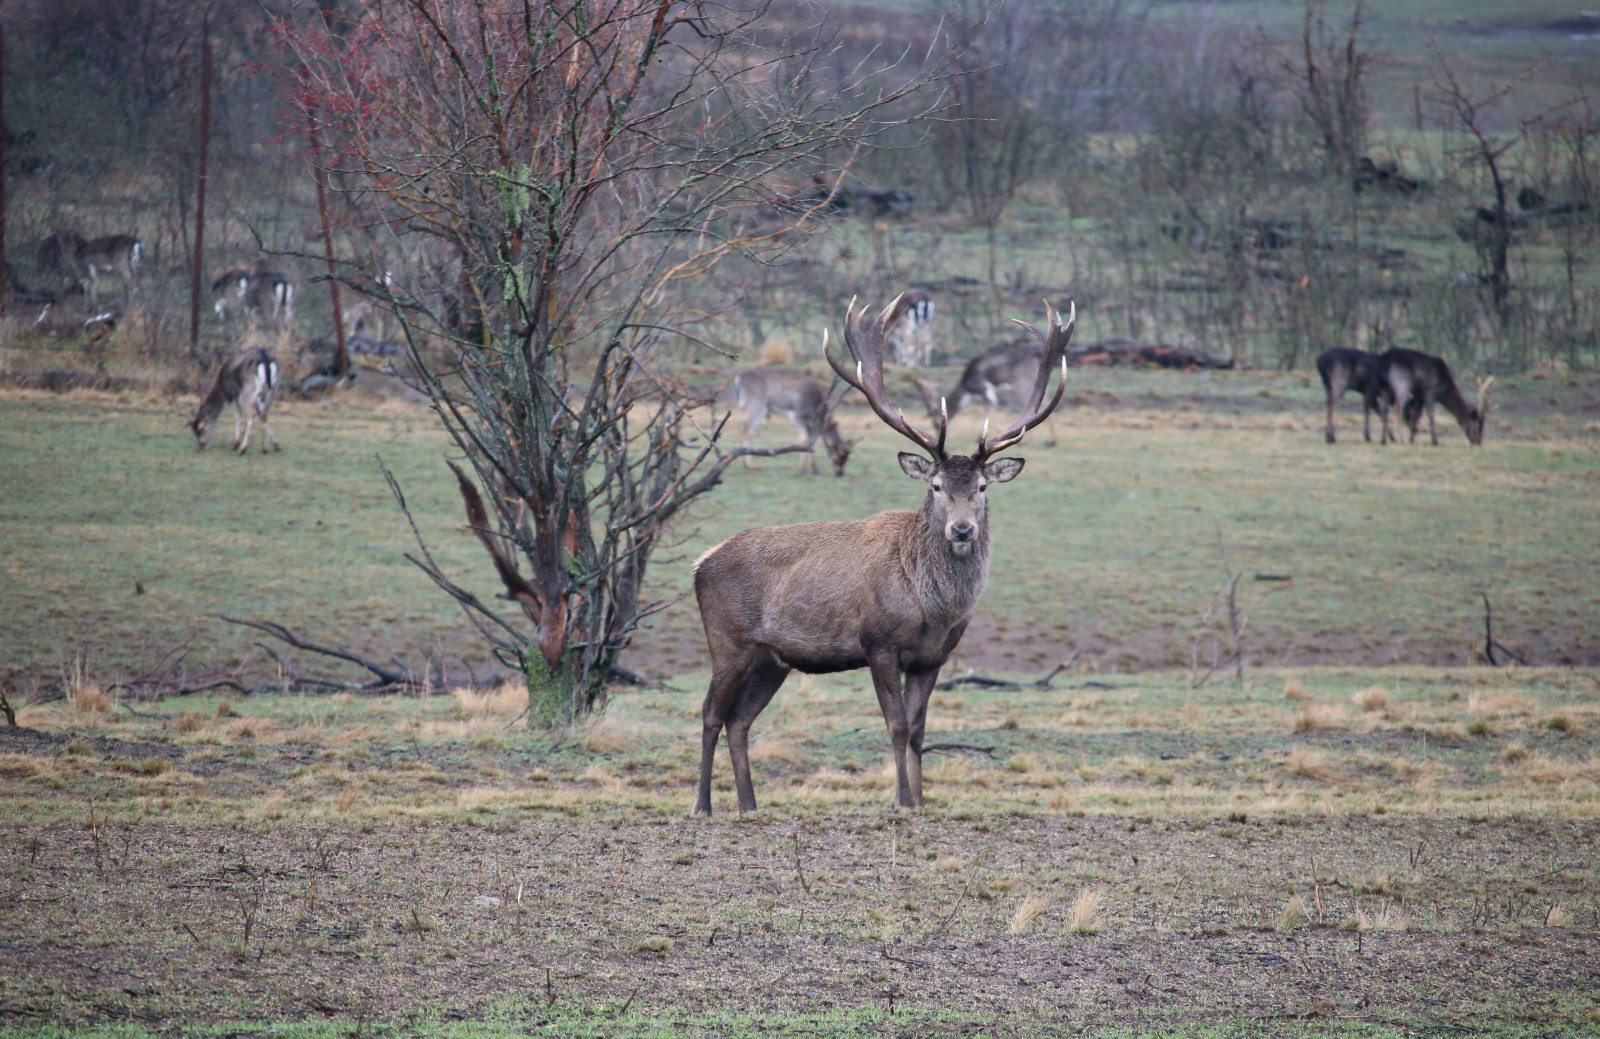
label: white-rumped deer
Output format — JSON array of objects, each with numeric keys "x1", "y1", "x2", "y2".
[
  {"x1": 692, "y1": 297, "x2": 1072, "y2": 814},
  {"x1": 916, "y1": 340, "x2": 1060, "y2": 447},
  {"x1": 729, "y1": 368, "x2": 857, "y2": 476},
  {"x1": 211, "y1": 267, "x2": 295, "y2": 327},
  {"x1": 1380, "y1": 348, "x2": 1489, "y2": 446},
  {"x1": 884, "y1": 289, "x2": 935, "y2": 367},
  {"x1": 189, "y1": 347, "x2": 282, "y2": 453},
  {"x1": 1316, "y1": 347, "x2": 1396, "y2": 444}
]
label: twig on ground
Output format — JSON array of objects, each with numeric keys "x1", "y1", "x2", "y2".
[
  {"x1": 920, "y1": 743, "x2": 997, "y2": 756},
  {"x1": 935, "y1": 653, "x2": 1080, "y2": 692}
]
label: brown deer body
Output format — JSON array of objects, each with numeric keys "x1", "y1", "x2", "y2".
[
  {"x1": 1315, "y1": 347, "x2": 1395, "y2": 443},
  {"x1": 730, "y1": 368, "x2": 856, "y2": 476},
  {"x1": 1380, "y1": 348, "x2": 1487, "y2": 445},
  {"x1": 189, "y1": 347, "x2": 282, "y2": 454},
  {"x1": 39, "y1": 231, "x2": 141, "y2": 308},
  {"x1": 693, "y1": 298, "x2": 1072, "y2": 814}
]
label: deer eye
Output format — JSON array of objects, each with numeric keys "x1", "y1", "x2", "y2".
[
  {"x1": 978, "y1": 482, "x2": 988, "y2": 493},
  {"x1": 931, "y1": 482, "x2": 943, "y2": 493}
]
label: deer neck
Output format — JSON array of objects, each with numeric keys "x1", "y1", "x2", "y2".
[
  {"x1": 1435, "y1": 375, "x2": 1472, "y2": 423},
  {"x1": 906, "y1": 502, "x2": 990, "y2": 622}
]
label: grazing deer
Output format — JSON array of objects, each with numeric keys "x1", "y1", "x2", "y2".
[
  {"x1": 1380, "y1": 348, "x2": 1488, "y2": 446},
  {"x1": 210, "y1": 269, "x2": 252, "y2": 321},
  {"x1": 884, "y1": 289, "x2": 935, "y2": 367},
  {"x1": 729, "y1": 368, "x2": 857, "y2": 476},
  {"x1": 916, "y1": 340, "x2": 1059, "y2": 447},
  {"x1": 53, "y1": 234, "x2": 141, "y2": 309},
  {"x1": 692, "y1": 297, "x2": 1072, "y2": 814},
  {"x1": 189, "y1": 347, "x2": 282, "y2": 453},
  {"x1": 1315, "y1": 347, "x2": 1396, "y2": 444}
]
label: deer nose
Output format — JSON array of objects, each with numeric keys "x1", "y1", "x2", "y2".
[{"x1": 949, "y1": 522, "x2": 975, "y2": 542}]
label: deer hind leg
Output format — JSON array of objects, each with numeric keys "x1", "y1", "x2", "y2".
[
  {"x1": 790, "y1": 413, "x2": 817, "y2": 474},
  {"x1": 696, "y1": 661, "x2": 744, "y2": 816},
  {"x1": 232, "y1": 400, "x2": 247, "y2": 452},
  {"x1": 1427, "y1": 399, "x2": 1439, "y2": 445},
  {"x1": 740, "y1": 404, "x2": 766, "y2": 469},
  {"x1": 724, "y1": 656, "x2": 790, "y2": 813},
  {"x1": 258, "y1": 403, "x2": 281, "y2": 453}
]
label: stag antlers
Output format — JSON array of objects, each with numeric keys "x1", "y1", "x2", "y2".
[{"x1": 825, "y1": 295, "x2": 1073, "y2": 460}]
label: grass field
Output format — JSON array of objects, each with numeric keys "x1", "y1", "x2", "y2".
[
  {"x1": 1, "y1": 363, "x2": 1597, "y2": 693},
  {"x1": 1, "y1": 369, "x2": 1597, "y2": 1033}
]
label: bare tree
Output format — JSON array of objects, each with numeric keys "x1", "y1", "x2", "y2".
[{"x1": 282, "y1": 0, "x2": 931, "y2": 723}]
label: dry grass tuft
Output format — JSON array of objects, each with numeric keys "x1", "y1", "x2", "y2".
[
  {"x1": 758, "y1": 340, "x2": 793, "y2": 366},
  {"x1": 1068, "y1": 888, "x2": 1105, "y2": 935},
  {"x1": 1501, "y1": 743, "x2": 1529, "y2": 763},
  {"x1": 1070, "y1": 693, "x2": 1103, "y2": 711},
  {"x1": 1351, "y1": 687, "x2": 1388, "y2": 713},
  {"x1": 450, "y1": 683, "x2": 525, "y2": 720},
  {"x1": 933, "y1": 854, "x2": 967, "y2": 873},
  {"x1": 216, "y1": 699, "x2": 238, "y2": 718},
  {"x1": 0, "y1": 753, "x2": 50, "y2": 778},
  {"x1": 1009, "y1": 895, "x2": 1051, "y2": 934},
  {"x1": 1276, "y1": 895, "x2": 1309, "y2": 931},
  {"x1": 66, "y1": 682, "x2": 112, "y2": 716},
  {"x1": 1545, "y1": 905, "x2": 1572, "y2": 928},
  {"x1": 1283, "y1": 678, "x2": 1310, "y2": 702},
  {"x1": 1293, "y1": 704, "x2": 1348, "y2": 732},
  {"x1": 1545, "y1": 714, "x2": 1584, "y2": 736},
  {"x1": 1286, "y1": 747, "x2": 1339, "y2": 783},
  {"x1": 750, "y1": 736, "x2": 806, "y2": 766},
  {"x1": 1045, "y1": 787, "x2": 1079, "y2": 812},
  {"x1": 1344, "y1": 904, "x2": 1409, "y2": 931},
  {"x1": 582, "y1": 714, "x2": 638, "y2": 755},
  {"x1": 175, "y1": 711, "x2": 205, "y2": 733}
]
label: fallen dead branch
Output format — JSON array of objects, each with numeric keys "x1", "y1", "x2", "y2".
[
  {"x1": 934, "y1": 654, "x2": 1081, "y2": 692},
  {"x1": 220, "y1": 616, "x2": 480, "y2": 695}
]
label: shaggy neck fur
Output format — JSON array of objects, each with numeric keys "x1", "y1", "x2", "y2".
[{"x1": 904, "y1": 494, "x2": 991, "y2": 624}]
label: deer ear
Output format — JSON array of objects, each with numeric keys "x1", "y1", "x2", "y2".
[
  {"x1": 983, "y1": 457, "x2": 1024, "y2": 483},
  {"x1": 899, "y1": 452, "x2": 936, "y2": 481}
]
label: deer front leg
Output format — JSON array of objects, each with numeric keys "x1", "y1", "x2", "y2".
[
  {"x1": 903, "y1": 668, "x2": 940, "y2": 807},
  {"x1": 261, "y1": 417, "x2": 281, "y2": 452},
  {"x1": 1427, "y1": 401, "x2": 1439, "y2": 446},
  {"x1": 868, "y1": 653, "x2": 915, "y2": 810},
  {"x1": 232, "y1": 401, "x2": 247, "y2": 452}
]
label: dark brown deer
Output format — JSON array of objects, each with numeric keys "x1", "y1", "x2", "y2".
[
  {"x1": 51, "y1": 234, "x2": 142, "y2": 309},
  {"x1": 729, "y1": 368, "x2": 857, "y2": 476},
  {"x1": 1315, "y1": 347, "x2": 1396, "y2": 444},
  {"x1": 1380, "y1": 348, "x2": 1488, "y2": 446},
  {"x1": 692, "y1": 298, "x2": 1072, "y2": 814},
  {"x1": 189, "y1": 347, "x2": 282, "y2": 454}
]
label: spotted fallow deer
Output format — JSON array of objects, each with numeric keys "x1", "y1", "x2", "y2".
[
  {"x1": 729, "y1": 368, "x2": 857, "y2": 476},
  {"x1": 1315, "y1": 347, "x2": 1396, "y2": 444},
  {"x1": 1380, "y1": 348, "x2": 1489, "y2": 446},
  {"x1": 692, "y1": 297, "x2": 1073, "y2": 814},
  {"x1": 189, "y1": 347, "x2": 282, "y2": 454}
]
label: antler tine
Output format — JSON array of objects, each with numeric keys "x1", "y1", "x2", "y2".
[
  {"x1": 1476, "y1": 374, "x2": 1496, "y2": 413},
  {"x1": 823, "y1": 296, "x2": 945, "y2": 458},
  {"x1": 978, "y1": 300, "x2": 1075, "y2": 460}
]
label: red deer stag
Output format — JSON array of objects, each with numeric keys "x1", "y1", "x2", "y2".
[
  {"x1": 729, "y1": 368, "x2": 857, "y2": 476},
  {"x1": 692, "y1": 297, "x2": 1072, "y2": 814},
  {"x1": 189, "y1": 347, "x2": 282, "y2": 454},
  {"x1": 1315, "y1": 347, "x2": 1396, "y2": 444},
  {"x1": 1380, "y1": 348, "x2": 1488, "y2": 446}
]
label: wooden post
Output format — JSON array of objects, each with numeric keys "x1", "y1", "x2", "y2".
[
  {"x1": 188, "y1": 20, "x2": 213, "y2": 362},
  {"x1": 308, "y1": 119, "x2": 347, "y2": 376}
]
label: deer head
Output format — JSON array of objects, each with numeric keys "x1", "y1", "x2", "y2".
[
  {"x1": 826, "y1": 296, "x2": 1072, "y2": 556},
  {"x1": 820, "y1": 376, "x2": 859, "y2": 477}
]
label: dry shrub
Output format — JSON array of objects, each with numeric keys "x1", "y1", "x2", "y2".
[
  {"x1": 1293, "y1": 704, "x2": 1348, "y2": 733},
  {"x1": 1502, "y1": 743, "x2": 1529, "y2": 763},
  {"x1": 334, "y1": 782, "x2": 366, "y2": 814},
  {"x1": 1068, "y1": 888, "x2": 1105, "y2": 935},
  {"x1": 228, "y1": 720, "x2": 259, "y2": 741},
  {"x1": 1351, "y1": 687, "x2": 1388, "y2": 713},
  {"x1": 1277, "y1": 895, "x2": 1309, "y2": 931},
  {"x1": 1286, "y1": 747, "x2": 1338, "y2": 783},
  {"x1": 1009, "y1": 895, "x2": 1051, "y2": 934},
  {"x1": 140, "y1": 757, "x2": 170, "y2": 776},
  {"x1": 1283, "y1": 678, "x2": 1310, "y2": 702},
  {"x1": 67, "y1": 683, "x2": 111, "y2": 716},
  {"x1": 175, "y1": 711, "x2": 205, "y2": 733},
  {"x1": 758, "y1": 339, "x2": 793, "y2": 366}
]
